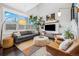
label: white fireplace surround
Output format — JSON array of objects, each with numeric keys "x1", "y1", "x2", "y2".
[{"x1": 44, "y1": 20, "x2": 59, "y2": 34}]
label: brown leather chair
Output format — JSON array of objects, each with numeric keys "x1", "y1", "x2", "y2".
[{"x1": 46, "y1": 39, "x2": 79, "y2": 56}]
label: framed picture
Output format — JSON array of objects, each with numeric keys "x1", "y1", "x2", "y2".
[
  {"x1": 46, "y1": 15, "x2": 50, "y2": 21},
  {"x1": 46, "y1": 13, "x2": 55, "y2": 21},
  {"x1": 51, "y1": 13, "x2": 55, "y2": 20}
]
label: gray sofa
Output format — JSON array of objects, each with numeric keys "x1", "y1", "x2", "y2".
[{"x1": 12, "y1": 31, "x2": 39, "y2": 43}]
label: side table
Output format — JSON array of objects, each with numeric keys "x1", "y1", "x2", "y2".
[{"x1": 1, "y1": 36, "x2": 14, "y2": 48}]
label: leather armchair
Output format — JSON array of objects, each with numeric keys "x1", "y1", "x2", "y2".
[{"x1": 46, "y1": 39, "x2": 79, "y2": 56}]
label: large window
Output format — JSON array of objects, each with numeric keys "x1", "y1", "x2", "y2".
[
  {"x1": 5, "y1": 11, "x2": 28, "y2": 30},
  {"x1": 5, "y1": 11, "x2": 17, "y2": 23},
  {"x1": 6, "y1": 24, "x2": 16, "y2": 30}
]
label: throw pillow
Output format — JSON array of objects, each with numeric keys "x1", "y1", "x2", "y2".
[
  {"x1": 59, "y1": 39, "x2": 73, "y2": 51},
  {"x1": 14, "y1": 32, "x2": 21, "y2": 37}
]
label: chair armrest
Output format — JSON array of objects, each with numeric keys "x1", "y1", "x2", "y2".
[{"x1": 46, "y1": 44, "x2": 72, "y2": 56}]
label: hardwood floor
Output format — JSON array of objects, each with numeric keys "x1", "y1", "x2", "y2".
[
  {"x1": 3, "y1": 46, "x2": 24, "y2": 56},
  {"x1": 0, "y1": 48, "x2": 3, "y2": 56},
  {"x1": 1, "y1": 40, "x2": 33, "y2": 56},
  {"x1": 1, "y1": 39, "x2": 54, "y2": 56}
]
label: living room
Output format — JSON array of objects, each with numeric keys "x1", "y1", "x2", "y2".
[{"x1": 0, "y1": 3, "x2": 79, "y2": 56}]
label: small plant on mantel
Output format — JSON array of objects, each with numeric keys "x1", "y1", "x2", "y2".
[
  {"x1": 64, "y1": 29, "x2": 74, "y2": 40},
  {"x1": 29, "y1": 15, "x2": 44, "y2": 34}
]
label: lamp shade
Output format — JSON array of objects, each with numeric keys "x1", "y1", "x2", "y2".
[
  {"x1": 18, "y1": 19, "x2": 27, "y2": 25},
  {"x1": 58, "y1": 10, "x2": 61, "y2": 17}
]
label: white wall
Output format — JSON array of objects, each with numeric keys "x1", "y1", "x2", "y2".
[{"x1": 27, "y1": 3, "x2": 72, "y2": 33}]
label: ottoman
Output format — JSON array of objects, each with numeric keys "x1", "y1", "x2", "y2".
[
  {"x1": 33, "y1": 36, "x2": 50, "y2": 46},
  {"x1": 1, "y1": 36, "x2": 14, "y2": 48}
]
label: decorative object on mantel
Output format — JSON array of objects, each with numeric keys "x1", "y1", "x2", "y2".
[
  {"x1": 46, "y1": 13, "x2": 55, "y2": 21},
  {"x1": 46, "y1": 15, "x2": 50, "y2": 21},
  {"x1": 29, "y1": 15, "x2": 45, "y2": 35},
  {"x1": 51, "y1": 13, "x2": 55, "y2": 20}
]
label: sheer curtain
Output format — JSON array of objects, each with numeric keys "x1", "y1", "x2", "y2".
[{"x1": 71, "y1": 19, "x2": 78, "y2": 39}]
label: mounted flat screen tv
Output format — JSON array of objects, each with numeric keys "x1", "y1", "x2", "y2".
[{"x1": 45, "y1": 24, "x2": 56, "y2": 31}]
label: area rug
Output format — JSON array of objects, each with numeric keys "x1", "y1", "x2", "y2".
[
  {"x1": 15, "y1": 40, "x2": 52, "y2": 56},
  {"x1": 22, "y1": 45, "x2": 41, "y2": 56},
  {"x1": 16, "y1": 45, "x2": 52, "y2": 56},
  {"x1": 31, "y1": 47, "x2": 52, "y2": 56}
]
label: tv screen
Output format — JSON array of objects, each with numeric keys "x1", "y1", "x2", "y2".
[{"x1": 45, "y1": 24, "x2": 55, "y2": 31}]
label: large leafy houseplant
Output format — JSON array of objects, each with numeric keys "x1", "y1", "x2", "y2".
[
  {"x1": 64, "y1": 29, "x2": 74, "y2": 40},
  {"x1": 29, "y1": 15, "x2": 44, "y2": 34}
]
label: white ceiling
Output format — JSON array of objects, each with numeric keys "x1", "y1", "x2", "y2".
[{"x1": 3, "y1": 3, "x2": 39, "y2": 13}]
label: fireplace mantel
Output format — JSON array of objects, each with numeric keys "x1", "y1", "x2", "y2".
[
  {"x1": 45, "y1": 20, "x2": 59, "y2": 24},
  {"x1": 45, "y1": 20, "x2": 59, "y2": 25}
]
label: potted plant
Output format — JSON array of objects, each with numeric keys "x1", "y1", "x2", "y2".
[
  {"x1": 64, "y1": 29, "x2": 74, "y2": 40},
  {"x1": 29, "y1": 15, "x2": 44, "y2": 34}
]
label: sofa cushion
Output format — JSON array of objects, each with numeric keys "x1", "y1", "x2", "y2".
[
  {"x1": 14, "y1": 32, "x2": 21, "y2": 37},
  {"x1": 20, "y1": 31, "x2": 33, "y2": 35},
  {"x1": 18, "y1": 34, "x2": 35, "y2": 38}
]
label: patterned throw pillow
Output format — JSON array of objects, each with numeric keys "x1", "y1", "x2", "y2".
[
  {"x1": 14, "y1": 32, "x2": 21, "y2": 37},
  {"x1": 59, "y1": 39, "x2": 73, "y2": 51}
]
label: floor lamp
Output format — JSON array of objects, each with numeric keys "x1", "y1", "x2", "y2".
[
  {"x1": 0, "y1": 19, "x2": 7, "y2": 47},
  {"x1": 1, "y1": 19, "x2": 27, "y2": 39},
  {"x1": 0, "y1": 19, "x2": 27, "y2": 46}
]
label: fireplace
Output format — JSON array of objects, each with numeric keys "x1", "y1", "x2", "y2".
[
  {"x1": 45, "y1": 22, "x2": 59, "y2": 33},
  {"x1": 45, "y1": 24, "x2": 56, "y2": 31}
]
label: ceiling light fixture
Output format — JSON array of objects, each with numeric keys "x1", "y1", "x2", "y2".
[{"x1": 58, "y1": 9, "x2": 61, "y2": 17}]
